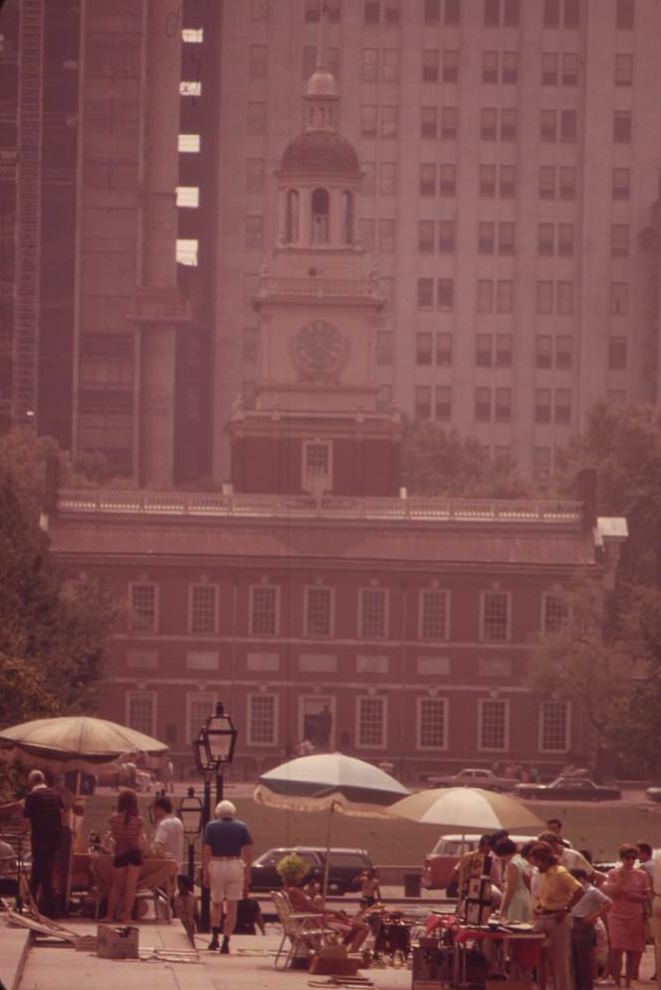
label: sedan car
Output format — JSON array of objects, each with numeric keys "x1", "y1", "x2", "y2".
[
  {"x1": 645, "y1": 787, "x2": 661, "y2": 803},
  {"x1": 250, "y1": 846, "x2": 373, "y2": 896},
  {"x1": 514, "y1": 776, "x2": 621, "y2": 801},
  {"x1": 425, "y1": 768, "x2": 517, "y2": 792}
]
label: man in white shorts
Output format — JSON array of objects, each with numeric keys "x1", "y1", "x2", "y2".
[{"x1": 202, "y1": 800, "x2": 253, "y2": 954}]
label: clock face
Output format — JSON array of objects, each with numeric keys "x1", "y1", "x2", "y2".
[{"x1": 291, "y1": 320, "x2": 348, "y2": 382}]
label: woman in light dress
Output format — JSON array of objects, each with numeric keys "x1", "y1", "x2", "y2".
[
  {"x1": 495, "y1": 837, "x2": 532, "y2": 922},
  {"x1": 603, "y1": 843, "x2": 651, "y2": 988}
]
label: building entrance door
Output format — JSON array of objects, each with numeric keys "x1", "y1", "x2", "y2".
[{"x1": 299, "y1": 695, "x2": 335, "y2": 751}]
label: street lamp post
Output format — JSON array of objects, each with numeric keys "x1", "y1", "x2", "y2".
[
  {"x1": 192, "y1": 702, "x2": 238, "y2": 933},
  {"x1": 177, "y1": 786, "x2": 204, "y2": 882}
]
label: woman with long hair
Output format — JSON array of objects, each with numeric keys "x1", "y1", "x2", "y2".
[{"x1": 102, "y1": 788, "x2": 144, "y2": 924}]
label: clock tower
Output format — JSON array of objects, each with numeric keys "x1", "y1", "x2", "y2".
[{"x1": 227, "y1": 18, "x2": 401, "y2": 497}]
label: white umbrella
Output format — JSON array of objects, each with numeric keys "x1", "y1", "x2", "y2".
[
  {"x1": 254, "y1": 753, "x2": 410, "y2": 899},
  {"x1": 0, "y1": 715, "x2": 169, "y2": 775},
  {"x1": 387, "y1": 786, "x2": 544, "y2": 831}
]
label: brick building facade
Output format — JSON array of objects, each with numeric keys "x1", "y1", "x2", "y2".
[{"x1": 49, "y1": 488, "x2": 625, "y2": 781}]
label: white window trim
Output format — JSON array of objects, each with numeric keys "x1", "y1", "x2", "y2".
[
  {"x1": 479, "y1": 590, "x2": 511, "y2": 643},
  {"x1": 187, "y1": 582, "x2": 220, "y2": 635},
  {"x1": 477, "y1": 697, "x2": 510, "y2": 752},
  {"x1": 355, "y1": 695, "x2": 388, "y2": 749},
  {"x1": 303, "y1": 585, "x2": 335, "y2": 638},
  {"x1": 540, "y1": 590, "x2": 570, "y2": 635},
  {"x1": 186, "y1": 691, "x2": 218, "y2": 745},
  {"x1": 416, "y1": 696, "x2": 449, "y2": 750},
  {"x1": 128, "y1": 581, "x2": 159, "y2": 634},
  {"x1": 125, "y1": 689, "x2": 157, "y2": 738},
  {"x1": 247, "y1": 692, "x2": 279, "y2": 747},
  {"x1": 298, "y1": 695, "x2": 336, "y2": 750},
  {"x1": 418, "y1": 588, "x2": 450, "y2": 641},
  {"x1": 302, "y1": 439, "x2": 333, "y2": 495},
  {"x1": 249, "y1": 583, "x2": 281, "y2": 637},
  {"x1": 538, "y1": 700, "x2": 571, "y2": 753},
  {"x1": 358, "y1": 586, "x2": 389, "y2": 640}
]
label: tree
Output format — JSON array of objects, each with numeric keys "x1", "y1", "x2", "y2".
[
  {"x1": 530, "y1": 574, "x2": 661, "y2": 778},
  {"x1": 529, "y1": 574, "x2": 633, "y2": 778},
  {"x1": 555, "y1": 401, "x2": 661, "y2": 585},
  {"x1": 401, "y1": 418, "x2": 529, "y2": 498}
]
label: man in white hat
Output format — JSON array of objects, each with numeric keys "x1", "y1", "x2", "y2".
[{"x1": 202, "y1": 799, "x2": 253, "y2": 954}]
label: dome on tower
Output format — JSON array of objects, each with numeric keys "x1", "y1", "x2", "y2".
[
  {"x1": 307, "y1": 66, "x2": 338, "y2": 98},
  {"x1": 279, "y1": 129, "x2": 360, "y2": 178}
]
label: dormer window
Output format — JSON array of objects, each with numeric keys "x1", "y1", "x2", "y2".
[
  {"x1": 311, "y1": 187, "x2": 330, "y2": 243},
  {"x1": 341, "y1": 190, "x2": 354, "y2": 244},
  {"x1": 285, "y1": 189, "x2": 299, "y2": 243}
]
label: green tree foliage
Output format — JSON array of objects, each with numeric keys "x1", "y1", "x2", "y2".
[
  {"x1": 0, "y1": 455, "x2": 116, "y2": 798},
  {"x1": 532, "y1": 402, "x2": 661, "y2": 776},
  {"x1": 529, "y1": 575, "x2": 633, "y2": 776},
  {"x1": 556, "y1": 400, "x2": 661, "y2": 585},
  {"x1": 401, "y1": 418, "x2": 529, "y2": 498}
]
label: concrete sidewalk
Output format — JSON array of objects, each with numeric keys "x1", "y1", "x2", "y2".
[
  {"x1": 2, "y1": 917, "x2": 411, "y2": 990},
  {"x1": 3, "y1": 915, "x2": 658, "y2": 990}
]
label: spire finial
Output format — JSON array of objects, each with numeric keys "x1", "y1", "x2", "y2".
[{"x1": 316, "y1": 0, "x2": 329, "y2": 71}]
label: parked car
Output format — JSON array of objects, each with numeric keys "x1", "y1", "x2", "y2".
[
  {"x1": 425, "y1": 768, "x2": 518, "y2": 792},
  {"x1": 514, "y1": 777, "x2": 621, "y2": 801},
  {"x1": 422, "y1": 833, "x2": 535, "y2": 891},
  {"x1": 646, "y1": 787, "x2": 661, "y2": 803},
  {"x1": 250, "y1": 846, "x2": 373, "y2": 896}
]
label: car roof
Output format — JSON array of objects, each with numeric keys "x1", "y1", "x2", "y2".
[{"x1": 257, "y1": 846, "x2": 370, "y2": 855}]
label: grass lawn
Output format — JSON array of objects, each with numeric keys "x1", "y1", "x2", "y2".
[{"x1": 82, "y1": 793, "x2": 661, "y2": 866}]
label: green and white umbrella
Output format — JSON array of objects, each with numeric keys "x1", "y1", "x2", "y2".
[{"x1": 254, "y1": 753, "x2": 410, "y2": 900}]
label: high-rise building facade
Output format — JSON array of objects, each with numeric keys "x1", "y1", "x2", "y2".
[{"x1": 210, "y1": 0, "x2": 661, "y2": 481}]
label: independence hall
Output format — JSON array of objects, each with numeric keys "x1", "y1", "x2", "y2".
[{"x1": 48, "y1": 33, "x2": 626, "y2": 782}]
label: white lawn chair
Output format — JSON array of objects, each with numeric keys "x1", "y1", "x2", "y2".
[{"x1": 270, "y1": 889, "x2": 338, "y2": 970}]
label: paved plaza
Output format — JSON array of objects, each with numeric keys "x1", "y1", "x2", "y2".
[
  {"x1": 0, "y1": 917, "x2": 413, "y2": 990},
  {"x1": 1, "y1": 914, "x2": 658, "y2": 990}
]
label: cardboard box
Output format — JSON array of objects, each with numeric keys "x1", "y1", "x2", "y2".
[
  {"x1": 309, "y1": 950, "x2": 363, "y2": 976},
  {"x1": 97, "y1": 924, "x2": 139, "y2": 959}
]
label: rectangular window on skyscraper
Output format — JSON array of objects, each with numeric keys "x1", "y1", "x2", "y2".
[
  {"x1": 437, "y1": 279, "x2": 454, "y2": 311},
  {"x1": 435, "y1": 386, "x2": 452, "y2": 420},
  {"x1": 440, "y1": 107, "x2": 458, "y2": 140},
  {"x1": 613, "y1": 111, "x2": 632, "y2": 143},
  {"x1": 616, "y1": 0, "x2": 634, "y2": 29},
  {"x1": 422, "y1": 49, "x2": 439, "y2": 83},
  {"x1": 361, "y1": 105, "x2": 378, "y2": 138},
  {"x1": 421, "y1": 107, "x2": 438, "y2": 139},
  {"x1": 417, "y1": 278, "x2": 434, "y2": 309},
  {"x1": 443, "y1": 50, "x2": 459, "y2": 83},
  {"x1": 436, "y1": 333, "x2": 453, "y2": 366},
  {"x1": 362, "y1": 48, "x2": 378, "y2": 81},
  {"x1": 247, "y1": 102, "x2": 266, "y2": 135},
  {"x1": 416, "y1": 332, "x2": 433, "y2": 365},
  {"x1": 418, "y1": 221, "x2": 435, "y2": 253},
  {"x1": 612, "y1": 167, "x2": 630, "y2": 200},
  {"x1": 382, "y1": 49, "x2": 400, "y2": 82},
  {"x1": 611, "y1": 225, "x2": 630, "y2": 258},
  {"x1": 380, "y1": 107, "x2": 398, "y2": 140}
]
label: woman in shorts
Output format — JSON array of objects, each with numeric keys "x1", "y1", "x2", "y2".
[{"x1": 103, "y1": 788, "x2": 145, "y2": 923}]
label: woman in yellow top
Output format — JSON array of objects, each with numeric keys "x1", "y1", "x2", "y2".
[{"x1": 529, "y1": 841, "x2": 584, "y2": 990}]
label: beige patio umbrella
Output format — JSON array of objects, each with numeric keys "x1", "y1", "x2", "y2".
[
  {"x1": 0, "y1": 715, "x2": 169, "y2": 775},
  {"x1": 387, "y1": 786, "x2": 544, "y2": 831},
  {"x1": 0, "y1": 715, "x2": 169, "y2": 911}
]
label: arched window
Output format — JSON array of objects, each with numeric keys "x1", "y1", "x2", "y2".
[
  {"x1": 341, "y1": 190, "x2": 354, "y2": 244},
  {"x1": 285, "y1": 189, "x2": 299, "y2": 243},
  {"x1": 311, "y1": 187, "x2": 330, "y2": 243}
]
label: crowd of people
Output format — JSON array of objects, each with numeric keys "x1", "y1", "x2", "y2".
[{"x1": 451, "y1": 818, "x2": 659, "y2": 990}]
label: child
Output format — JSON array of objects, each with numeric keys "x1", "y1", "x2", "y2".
[{"x1": 358, "y1": 868, "x2": 382, "y2": 908}]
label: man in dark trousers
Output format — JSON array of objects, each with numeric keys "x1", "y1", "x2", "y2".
[
  {"x1": 202, "y1": 799, "x2": 253, "y2": 955},
  {"x1": 23, "y1": 769, "x2": 64, "y2": 917}
]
